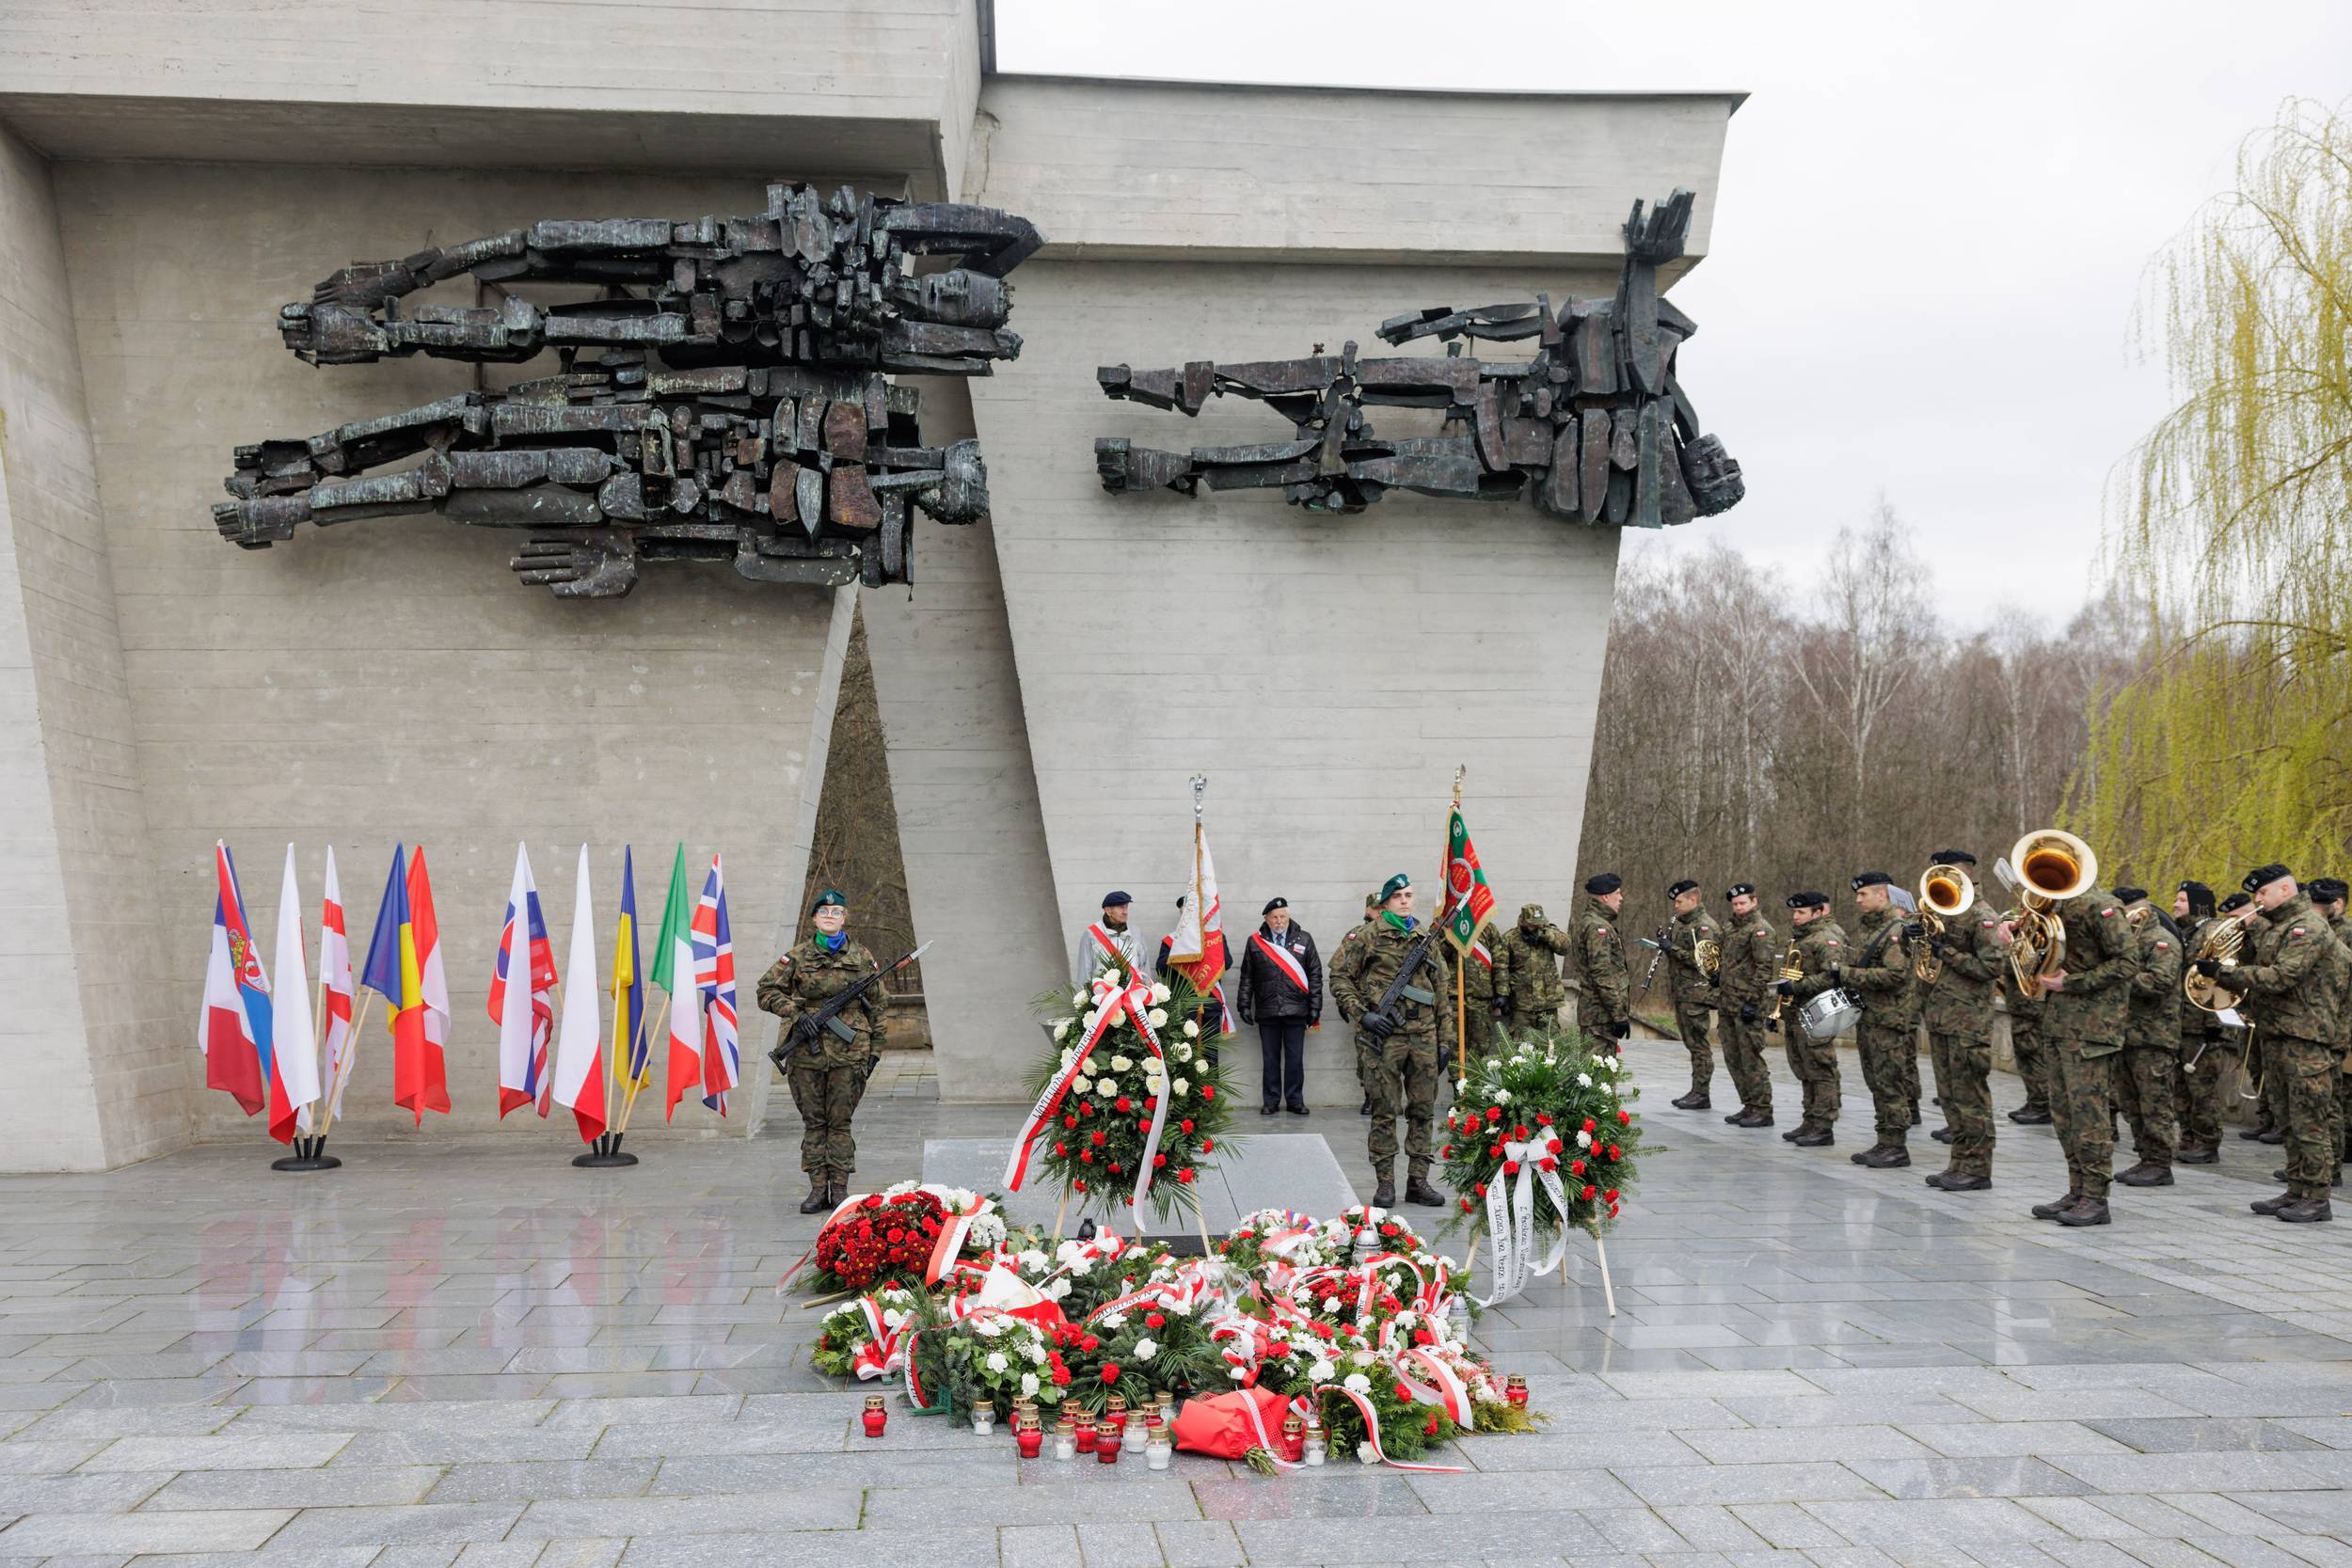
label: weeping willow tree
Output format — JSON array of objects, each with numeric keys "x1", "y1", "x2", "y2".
[{"x1": 2073, "y1": 97, "x2": 2352, "y2": 878}]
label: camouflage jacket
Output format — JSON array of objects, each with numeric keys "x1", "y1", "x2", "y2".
[
  {"x1": 1665, "y1": 907, "x2": 1722, "y2": 1009},
  {"x1": 2039, "y1": 889, "x2": 2136, "y2": 1052},
  {"x1": 2122, "y1": 904, "x2": 2183, "y2": 1050},
  {"x1": 1918, "y1": 894, "x2": 2007, "y2": 1039},
  {"x1": 1716, "y1": 908, "x2": 1779, "y2": 1014},
  {"x1": 1496, "y1": 910, "x2": 1571, "y2": 1017},
  {"x1": 1442, "y1": 931, "x2": 1503, "y2": 1012},
  {"x1": 1842, "y1": 905, "x2": 1919, "y2": 1033},
  {"x1": 2177, "y1": 917, "x2": 2220, "y2": 1049},
  {"x1": 2325, "y1": 911, "x2": 2352, "y2": 1049},
  {"x1": 1570, "y1": 902, "x2": 1630, "y2": 1026},
  {"x1": 2232, "y1": 892, "x2": 2340, "y2": 1044},
  {"x1": 1327, "y1": 916, "x2": 1453, "y2": 1045},
  {"x1": 755, "y1": 934, "x2": 886, "y2": 1066},
  {"x1": 1787, "y1": 918, "x2": 1850, "y2": 1007}
]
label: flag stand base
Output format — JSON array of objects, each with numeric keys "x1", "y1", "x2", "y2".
[
  {"x1": 572, "y1": 1132, "x2": 638, "y2": 1169},
  {"x1": 271, "y1": 1135, "x2": 342, "y2": 1173}
]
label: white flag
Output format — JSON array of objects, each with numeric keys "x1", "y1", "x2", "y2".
[
  {"x1": 271, "y1": 846, "x2": 323, "y2": 1130},
  {"x1": 548, "y1": 846, "x2": 608, "y2": 1145}
]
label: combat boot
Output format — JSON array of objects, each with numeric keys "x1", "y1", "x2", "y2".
[
  {"x1": 1726, "y1": 1108, "x2": 1751, "y2": 1124},
  {"x1": 1859, "y1": 1144, "x2": 1911, "y2": 1169},
  {"x1": 1682, "y1": 1094, "x2": 1710, "y2": 1110},
  {"x1": 1359, "y1": 1096, "x2": 1374, "y2": 1117},
  {"x1": 1931, "y1": 1127, "x2": 1955, "y2": 1144},
  {"x1": 1791, "y1": 1126, "x2": 1835, "y2": 1148},
  {"x1": 800, "y1": 1182, "x2": 830, "y2": 1215},
  {"x1": 1909, "y1": 1103, "x2": 1922, "y2": 1127},
  {"x1": 1926, "y1": 1170, "x2": 1990, "y2": 1192},
  {"x1": 2057, "y1": 1197, "x2": 2111, "y2": 1226},
  {"x1": 1372, "y1": 1177, "x2": 1395, "y2": 1209},
  {"x1": 1735, "y1": 1110, "x2": 1774, "y2": 1128},
  {"x1": 2259, "y1": 1128, "x2": 2285, "y2": 1145},
  {"x1": 1672, "y1": 1090, "x2": 1703, "y2": 1110},
  {"x1": 2249, "y1": 1190, "x2": 2296, "y2": 1214},
  {"x1": 1781, "y1": 1122, "x2": 1806, "y2": 1140},
  {"x1": 2115, "y1": 1163, "x2": 2174, "y2": 1187},
  {"x1": 2278, "y1": 1196, "x2": 2334, "y2": 1223},
  {"x1": 2238, "y1": 1124, "x2": 2270, "y2": 1140},
  {"x1": 2177, "y1": 1145, "x2": 2218, "y2": 1164},
  {"x1": 2031, "y1": 1190, "x2": 2080, "y2": 1219},
  {"x1": 2009, "y1": 1105, "x2": 2052, "y2": 1125},
  {"x1": 1404, "y1": 1174, "x2": 1446, "y2": 1208}
]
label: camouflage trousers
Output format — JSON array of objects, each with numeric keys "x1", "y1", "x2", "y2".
[
  {"x1": 1720, "y1": 1012, "x2": 1773, "y2": 1115},
  {"x1": 1463, "y1": 1006, "x2": 1501, "y2": 1058},
  {"x1": 1359, "y1": 1030, "x2": 1440, "y2": 1181},
  {"x1": 1782, "y1": 1022, "x2": 1841, "y2": 1128},
  {"x1": 1675, "y1": 1003, "x2": 1716, "y2": 1096},
  {"x1": 2338, "y1": 1052, "x2": 2351, "y2": 1179},
  {"x1": 1506, "y1": 1002, "x2": 1565, "y2": 1037},
  {"x1": 1899, "y1": 1027, "x2": 1921, "y2": 1114},
  {"x1": 2010, "y1": 1017, "x2": 2050, "y2": 1113},
  {"x1": 2113, "y1": 1042, "x2": 2177, "y2": 1167},
  {"x1": 2279, "y1": 1035, "x2": 2341, "y2": 1200},
  {"x1": 2255, "y1": 1030, "x2": 2289, "y2": 1133},
  {"x1": 2178, "y1": 1039, "x2": 2237, "y2": 1150},
  {"x1": 788, "y1": 1058, "x2": 871, "y2": 1180},
  {"x1": 2048, "y1": 1043, "x2": 2119, "y2": 1202},
  {"x1": 1931, "y1": 1031, "x2": 1994, "y2": 1178},
  {"x1": 1857, "y1": 1024, "x2": 1913, "y2": 1145}
]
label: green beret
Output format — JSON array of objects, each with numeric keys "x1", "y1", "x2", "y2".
[
  {"x1": 1380, "y1": 874, "x2": 1412, "y2": 903},
  {"x1": 809, "y1": 889, "x2": 847, "y2": 914}
]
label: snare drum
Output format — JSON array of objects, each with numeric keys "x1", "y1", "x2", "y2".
[{"x1": 1798, "y1": 988, "x2": 1861, "y2": 1041}]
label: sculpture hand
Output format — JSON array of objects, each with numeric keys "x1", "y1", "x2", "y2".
[{"x1": 511, "y1": 530, "x2": 640, "y2": 599}]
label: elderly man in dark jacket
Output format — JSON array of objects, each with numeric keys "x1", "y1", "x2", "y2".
[{"x1": 1237, "y1": 897, "x2": 1323, "y2": 1117}]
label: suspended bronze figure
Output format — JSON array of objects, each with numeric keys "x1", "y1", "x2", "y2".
[
  {"x1": 1094, "y1": 188, "x2": 1742, "y2": 528},
  {"x1": 215, "y1": 183, "x2": 1041, "y2": 596}
]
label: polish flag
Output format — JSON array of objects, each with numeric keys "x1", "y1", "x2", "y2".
[
  {"x1": 548, "y1": 845, "x2": 608, "y2": 1145},
  {"x1": 317, "y1": 847, "x2": 357, "y2": 1121},
  {"x1": 266, "y1": 845, "x2": 324, "y2": 1144}
]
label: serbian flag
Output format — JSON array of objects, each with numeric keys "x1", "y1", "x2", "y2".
[
  {"x1": 611, "y1": 847, "x2": 648, "y2": 1100},
  {"x1": 548, "y1": 845, "x2": 608, "y2": 1144},
  {"x1": 317, "y1": 847, "x2": 358, "y2": 1121},
  {"x1": 406, "y1": 847, "x2": 453, "y2": 1115},
  {"x1": 1440, "y1": 798, "x2": 1498, "y2": 965},
  {"x1": 489, "y1": 844, "x2": 559, "y2": 1117},
  {"x1": 266, "y1": 845, "x2": 324, "y2": 1144},
  {"x1": 691, "y1": 855, "x2": 741, "y2": 1114},
  {"x1": 199, "y1": 841, "x2": 273, "y2": 1117},
  {"x1": 1168, "y1": 817, "x2": 1232, "y2": 1034},
  {"x1": 653, "y1": 845, "x2": 700, "y2": 1121}
]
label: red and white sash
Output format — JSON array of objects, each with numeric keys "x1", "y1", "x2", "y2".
[
  {"x1": 1086, "y1": 924, "x2": 1134, "y2": 977},
  {"x1": 1250, "y1": 933, "x2": 1311, "y2": 993}
]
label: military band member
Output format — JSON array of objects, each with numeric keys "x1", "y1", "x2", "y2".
[
  {"x1": 2312, "y1": 877, "x2": 2351, "y2": 1188},
  {"x1": 2171, "y1": 880, "x2": 2227, "y2": 1164},
  {"x1": 1497, "y1": 902, "x2": 1571, "y2": 1033},
  {"x1": 2022, "y1": 879, "x2": 2135, "y2": 1227},
  {"x1": 1915, "y1": 850, "x2": 2007, "y2": 1192},
  {"x1": 1715, "y1": 882, "x2": 1777, "y2": 1126},
  {"x1": 2226, "y1": 865, "x2": 2339, "y2": 1223},
  {"x1": 2240, "y1": 882, "x2": 2290, "y2": 1146},
  {"x1": 1775, "y1": 892, "x2": 1846, "y2": 1147},
  {"x1": 2111, "y1": 886, "x2": 2184, "y2": 1188},
  {"x1": 1073, "y1": 890, "x2": 1146, "y2": 991},
  {"x1": 2005, "y1": 981, "x2": 2053, "y2": 1125},
  {"x1": 1664, "y1": 879, "x2": 1723, "y2": 1109},
  {"x1": 1571, "y1": 873, "x2": 1632, "y2": 1049},
  {"x1": 1837, "y1": 872, "x2": 1918, "y2": 1168},
  {"x1": 1327, "y1": 874, "x2": 1452, "y2": 1210},
  {"x1": 756, "y1": 890, "x2": 887, "y2": 1213}
]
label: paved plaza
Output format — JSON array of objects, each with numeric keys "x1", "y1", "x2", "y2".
[{"x1": 1, "y1": 1039, "x2": 2349, "y2": 1568}]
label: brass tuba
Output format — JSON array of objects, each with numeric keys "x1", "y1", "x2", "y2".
[
  {"x1": 1993, "y1": 829, "x2": 2097, "y2": 997},
  {"x1": 2183, "y1": 914, "x2": 2250, "y2": 1012},
  {"x1": 1914, "y1": 863, "x2": 1975, "y2": 983}
]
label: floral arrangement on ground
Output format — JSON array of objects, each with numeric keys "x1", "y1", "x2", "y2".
[{"x1": 805, "y1": 1200, "x2": 1542, "y2": 1469}]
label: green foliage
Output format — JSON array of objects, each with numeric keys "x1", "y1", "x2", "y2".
[
  {"x1": 2079, "y1": 96, "x2": 2352, "y2": 872},
  {"x1": 1438, "y1": 1029, "x2": 1643, "y2": 1235}
]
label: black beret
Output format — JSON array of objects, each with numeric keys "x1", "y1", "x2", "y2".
[
  {"x1": 1666, "y1": 879, "x2": 1700, "y2": 898},
  {"x1": 2310, "y1": 877, "x2": 2348, "y2": 903},
  {"x1": 2110, "y1": 886, "x2": 2148, "y2": 905},
  {"x1": 1930, "y1": 848, "x2": 1977, "y2": 866},
  {"x1": 1263, "y1": 896, "x2": 1288, "y2": 916},
  {"x1": 1726, "y1": 882, "x2": 1756, "y2": 899},
  {"x1": 1101, "y1": 891, "x2": 1132, "y2": 909},
  {"x1": 2218, "y1": 891, "x2": 2251, "y2": 912},
  {"x1": 1787, "y1": 891, "x2": 1830, "y2": 911},
  {"x1": 2241, "y1": 863, "x2": 2292, "y2": 894},
  {"x1": 1584, "y1": 872, "x2": 1623, "y2": 895},
  {"x1": 2176, "y1": 879, "x2": 2212, "y2": 898},
  {"x1": 1850, "y1": 871, "x2": 1892, "y2": 890}
]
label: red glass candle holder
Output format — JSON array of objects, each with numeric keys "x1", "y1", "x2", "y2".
[
  {"x1": 1074, "y1": 1419, "x2": 1098, "y2": 1455},
  {"x1": 1096, "y1": 1430, "x2": 1121, "y2": 1465},
  {"x1": 1504, "y1": 1374, "x2": 1530, "y2": 1409},
  {"x1": 862, "y1": 1395, "x2": 887, "y2": 1438},
  {"x1": 1016, "y1": 1425, "x2": 1042, "y2": 1459}
]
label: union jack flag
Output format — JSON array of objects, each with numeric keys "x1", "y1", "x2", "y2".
[{"x1": 691, "y1": 855, "x2": 740, "y2": 1114}]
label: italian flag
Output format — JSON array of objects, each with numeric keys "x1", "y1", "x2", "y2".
[{"x1": 1440, "y1": 800, "x2": 1497, "y2": 962}]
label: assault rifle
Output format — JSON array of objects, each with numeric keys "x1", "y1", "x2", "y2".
[
  {"x1": 770, "y1": 941, "x2": 931, "y2": 1075},
  {"x1": 1358, "y1": 922, "x2": 1446, "y2": 1044}
]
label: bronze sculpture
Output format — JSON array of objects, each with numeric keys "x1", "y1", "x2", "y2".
[
  {"x1": 215, "y1": 182, "x2": 1041, "y2": 596},
  {"x1": 1094, "y1": 188, "x2": 1742, "y2": 528}
]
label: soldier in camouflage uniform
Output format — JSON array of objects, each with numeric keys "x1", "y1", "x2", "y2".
[
  {"x1": 2005, "y1": 982, "x2": 2052, "y2": 1125},
  {"x1": 2312, "y1": 878, "x2": 2351, "y2": 1187},
  {"x1": 1328, "y1": 873, "x2": 1453, "y2": 1211},
  {"x1": 1663, "y1": 879, "x2": 1724, "y2": 1108},
  {"x1": 1838, "y1": 872, "x2": 1920, "y2": 1168},
  {"x1": 1571, "y1": 873, "x2": 1632, "y2": 1051},
  {"x1": 2241, "y1": 886, "x2": 2291, "y2": 1143},
  {"x1": 2227, "y1": 865, "x2": 2343, "y2": 1222},
  {"x1": 1774, "y1": 892, "x2": 1847, "y2": 1147},
  {"x1": 1441, "y1": 927, "x2": 1505, "y2": 1060},
  {"x1": 1497, "y1": 902, "x2": 1571, "y2": 1033},
  {"x1": 1338, "y1": 892, "x2": 1380, "y2": 1116},
  {"x1": 1915, "y1": 850, "x2": 2008, "y2": 1192},
  {"x1": 1715, "y1": 882, "x2": 1777, "y2": 1126},
  {"x1": 755, "y1": 890, "x2": 888, "y2": 1213},
  {"x1": 2023, "y1": 880, "x2": 2136, "y2": 1227},
  {"x1": 2169, "y1": 881, "x2": 2226, "y2": 1163},
  {"x1": 2111, "y1": 887, "x2": 2184, "y2": 1188}
]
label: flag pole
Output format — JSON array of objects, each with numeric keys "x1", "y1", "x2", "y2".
[
  {"x1": 1449, "y1": 766, "x2": 1468, "y2": 1080},
  {"x1": 617, "y1": 989, "x2": 675, "y2": 1134},
  {"x1": 318, "y1": 990, "x2": 379, "y2": 1143}
]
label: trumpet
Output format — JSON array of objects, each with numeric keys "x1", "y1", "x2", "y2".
[
  {"x1": 1992, "y1": 829, "x2": 2097, "y2": 998},
  {"x1": 1914, "y1": 863, "x2": 1976, "y2": 983},
  {"x1": 1768, "y1": 941, "x2": 1804, "y2": 1026}
]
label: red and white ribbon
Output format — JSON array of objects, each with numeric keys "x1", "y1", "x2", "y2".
[
  {"x1": 925, "y1": 1191, "x2": 994, "y2": 1286},
  {"x1": 1295, "y1": 1386, "x2": 1462, "y2": 1472},
  {"x1": 1395, "y1": 1348, "x2": 1473, "y2": 1425},
  {"x1": 1004, "y1": 970, "x2": 1172, "y2": 1212},
  {"x1": 1474, "y1": 1137, "x2": 1570, "y2": 1307}
]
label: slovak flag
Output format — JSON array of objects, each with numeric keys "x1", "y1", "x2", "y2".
[
  {"x1": 266, "y1": 844, "x2": 324, "y2": 1145},
  {"x1": 317, "y1": 847, "x2": 358, "y2": 1121},
  {"x1": 548, "y1": 845, "x2": 608, "y2": 1145},
  {"x1": 489, "y1": 844, "x2": 559, "y2": 1117},
  {"x1": 199, "y1": 842, "x2": 273, "y2": 1117}
]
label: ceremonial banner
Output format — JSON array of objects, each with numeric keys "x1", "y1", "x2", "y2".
[
  {"x1": 549, "y1": 846, "x2": 608, "y2": 1144},
  {"x1": 266, "y1": 845, "x2": 323, "y2": 1144},
  {"x1": 317, "y1": 847, "x2": 357, "y2": 1121},
  {"x1": 1439, "y1": 800, "x2": 1497, "y2": 959},
  {"x1": 199, "y1": 842, "x2": 272, "y2": 1117},
  {"x1": 1168, "y1": 816, "x2": 1232, "y2": 1034}
]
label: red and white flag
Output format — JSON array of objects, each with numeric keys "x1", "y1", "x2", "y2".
[
  {"x1": 548, "y1": 846, "x2": 608, "y2": 1145},
  {"x1": 267, "y1": 845, "x2": 324, "y2": 1143},
  {"x1": 317, "y1": 847, "x2": 357, "y2": 1121},
  {"x1": 490, "y1": 844, "x2": 559, "y2": 1117}
]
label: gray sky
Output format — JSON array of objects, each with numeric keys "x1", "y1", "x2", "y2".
[{"x1": 996, "y1": 0, "x2": 2352, "y2": 627}]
